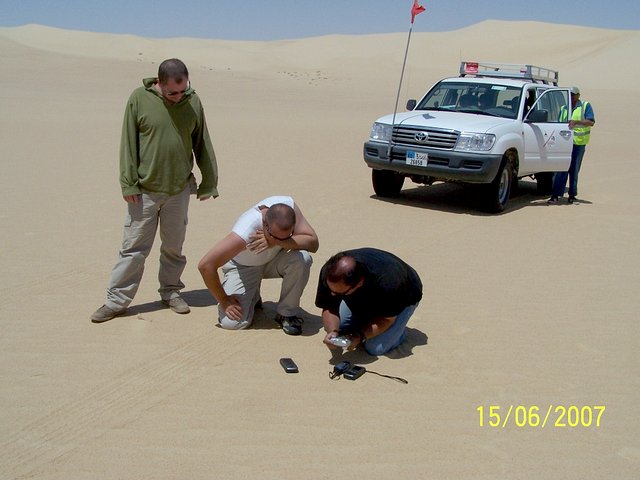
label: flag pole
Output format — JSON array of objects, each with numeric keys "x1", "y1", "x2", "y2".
[
  {"x1": 387, "y1": 1, "x2": 425, "y2": 160},
  {"x1": 387, "y1": 22, "x2": 414, "y2": 160}
]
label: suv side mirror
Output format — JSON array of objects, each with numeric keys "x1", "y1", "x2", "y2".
[
  {"x1": 406, "y1": 99, "x2": 417, "y2": 111},
  {"x1": 526, "y1": 109, "x2": 549, "y2": 123}
]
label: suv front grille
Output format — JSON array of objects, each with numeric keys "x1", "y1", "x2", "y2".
[{"x1": 392, "y1": 127, "x2": 458, "y2": 149}]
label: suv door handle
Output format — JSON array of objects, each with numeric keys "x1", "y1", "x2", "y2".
[{"x1": 559, "y1": 130, "x2": 572, "y2": 139}]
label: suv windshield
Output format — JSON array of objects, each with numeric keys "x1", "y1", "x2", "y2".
[{"x1": 415, "y1": 81, "x2": 523, "y2": 119}]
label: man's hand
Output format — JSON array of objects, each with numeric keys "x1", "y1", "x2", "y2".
[
  {"x1": 346, "y1": 334, "x2": 362, "y2": 351},
  {"x1": 199, "y1": 195, "x2": 212, "y2": 202},
  {"x1": 247, "y1": 230, "x2": 269, "y2": 253},
  {"x1": 219, "y1": 295, "x2": 243, "y2": 321},
  {"x1": 323, "y1": 330, "x2": 341, "y2": 350},
  {"x1": 322, "y1": 331, "x2": 362, "y2": 351},
  {"x1": 198, "y1": 233, "x2": 248, "y2": 315},
  {"x1": 321, "y1": 310, "x2": 343, "y2": 350},
  {"x1": 124, "y1": 194, "x2": 141, "y2": 203}
]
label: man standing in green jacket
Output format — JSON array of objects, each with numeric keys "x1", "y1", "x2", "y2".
[{"x1": 91, "y1": 58, "x2": 219, "y2": 323}]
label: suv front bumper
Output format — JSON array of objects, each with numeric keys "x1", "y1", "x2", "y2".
[{"x1": 363, "y1": 141, "x2": 503, "y2": 184}]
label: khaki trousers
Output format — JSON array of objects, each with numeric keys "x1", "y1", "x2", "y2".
[
  {"x1": 218, "y1": 249, "x2": 313, "y2": 329},
  {"x1": 105, "y1": 185, "x2": 190, "y2": 310}
]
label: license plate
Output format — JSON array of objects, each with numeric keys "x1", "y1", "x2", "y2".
[{"x1": 406, "y1": 151, "x2": 428, "y2": 167}]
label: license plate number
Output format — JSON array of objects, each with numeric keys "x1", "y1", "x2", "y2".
[{"x1": 406, "y1": 151, "x2": 428, "y2": 166}]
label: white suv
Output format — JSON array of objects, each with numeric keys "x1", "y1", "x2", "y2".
[{"x1": 363, "y1": 62, "x2": 573, "y2": 212}]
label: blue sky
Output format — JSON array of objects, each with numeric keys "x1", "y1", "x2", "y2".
[{"x1": 1, "y1": 0, "x2": 638, "y2": 40}]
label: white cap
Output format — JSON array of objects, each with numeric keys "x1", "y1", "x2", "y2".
[{"x1": 570, "y1": 86, "x2": 581, "y2": 95}]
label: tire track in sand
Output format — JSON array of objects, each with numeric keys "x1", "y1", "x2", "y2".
[{"x1": 0, "y1": 330, "x2": 252, "y2": 478}]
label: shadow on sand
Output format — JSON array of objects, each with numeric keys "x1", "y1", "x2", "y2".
[{"x1": 371, "y1": 179, "x2": 592, "y2": 214}]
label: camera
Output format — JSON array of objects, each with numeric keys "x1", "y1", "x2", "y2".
[{"x1": 328, "y1": 335, "x2": 351, "y2": 348}]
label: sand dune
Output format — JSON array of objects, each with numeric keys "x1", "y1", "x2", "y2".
[{"x1": 1, "y1": 21, "x2": 639, "y2": 479}]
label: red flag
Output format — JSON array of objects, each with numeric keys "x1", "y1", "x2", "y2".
[{"x1": 411, "y1": 0, "x2": 426, "y2": 24}]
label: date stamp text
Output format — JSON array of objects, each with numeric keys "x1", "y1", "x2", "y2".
[{"x1": 477, "y1": 405, "x2": 605, "y2": 428}]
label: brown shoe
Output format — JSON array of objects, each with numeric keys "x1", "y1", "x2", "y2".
[
  {"x1": 162, "y1": 297, "x2": 190, "y2": 314},
  {"x1": 91, "y1": 305, "x2": 126, "y2": 323}
]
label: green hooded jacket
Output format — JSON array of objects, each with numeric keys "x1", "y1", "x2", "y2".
[{"x1": 119, "y1": 77, "x2": 218, "y2": 198}]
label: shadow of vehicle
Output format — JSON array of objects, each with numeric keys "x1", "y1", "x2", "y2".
[{"x1": 371, "y1": 179, "x2": 570, "y2": 214}]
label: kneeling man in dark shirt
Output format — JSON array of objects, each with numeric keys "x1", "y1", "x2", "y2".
[{"x1": 315, "y1": 248, "x2": 423, "y2": 356}]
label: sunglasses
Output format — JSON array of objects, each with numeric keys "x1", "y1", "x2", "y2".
[
  {"x1": 263, "y1": 221, "x2": 294, "y2": 242},
  {"x1": 328, "y1": 283, "x2": 359, "y2": 297},
  {"x1": 164, "y1": 80, "x2": 191, "y2": 97}
]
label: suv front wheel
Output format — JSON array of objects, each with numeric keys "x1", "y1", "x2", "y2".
[
  {"x1": 372, "y1": 169, "x2": 404, "y2": 197},
  {"x1": 483, "y1": 158, "x2": 514, "y2": 213}
]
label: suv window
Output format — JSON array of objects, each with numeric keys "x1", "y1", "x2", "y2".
[
  {"x1": 526, "y1": 89, "x2": 569, "y2": 123},
  {"x1": 415, "y1": 81, "x2": 523, "y2": 119}
]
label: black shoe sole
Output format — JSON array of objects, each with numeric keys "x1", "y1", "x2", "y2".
[
  {"x1": 281, "y1": 327, "x2": 302, "y2": 336},
  {"x1": 275, "y1": 318, "x2": 302, "y2": 336}
]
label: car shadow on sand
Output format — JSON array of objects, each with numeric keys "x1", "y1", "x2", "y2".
[{"x1": 371, "y1": 179, "x2": 590, "y2": 214}]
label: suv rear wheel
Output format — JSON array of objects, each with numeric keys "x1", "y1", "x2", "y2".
[{"x1": 372, "y1": 169, "x2": 404, "y2": 197}]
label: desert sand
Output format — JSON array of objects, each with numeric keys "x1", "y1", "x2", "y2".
[{"x1": 1, "y1": 21, "x2": 639, "y2": 479}]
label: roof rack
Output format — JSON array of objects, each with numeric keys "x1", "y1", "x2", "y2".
[{"x1": 459, "y1": 61, "x2": 559, "y2": 85}]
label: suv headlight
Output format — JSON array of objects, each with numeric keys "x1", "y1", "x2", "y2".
[
  {"x1": 455, "y1": 132, "x2": 496, "y2": 151},
  {"x1": 370, "y1": 122, "x2": 392, "y2": 142}
]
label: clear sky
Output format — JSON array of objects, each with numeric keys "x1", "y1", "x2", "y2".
[{"x1": 1, "y1": 0, "x2": 638, "y2": 40}]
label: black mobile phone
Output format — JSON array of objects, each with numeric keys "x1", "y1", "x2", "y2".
[
  {"x1": 279, "y1": 357, "x2": 299, "y2": 373},
  {"x1": 343, "y1": 365, "x2": 366, "y2": 380}
]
